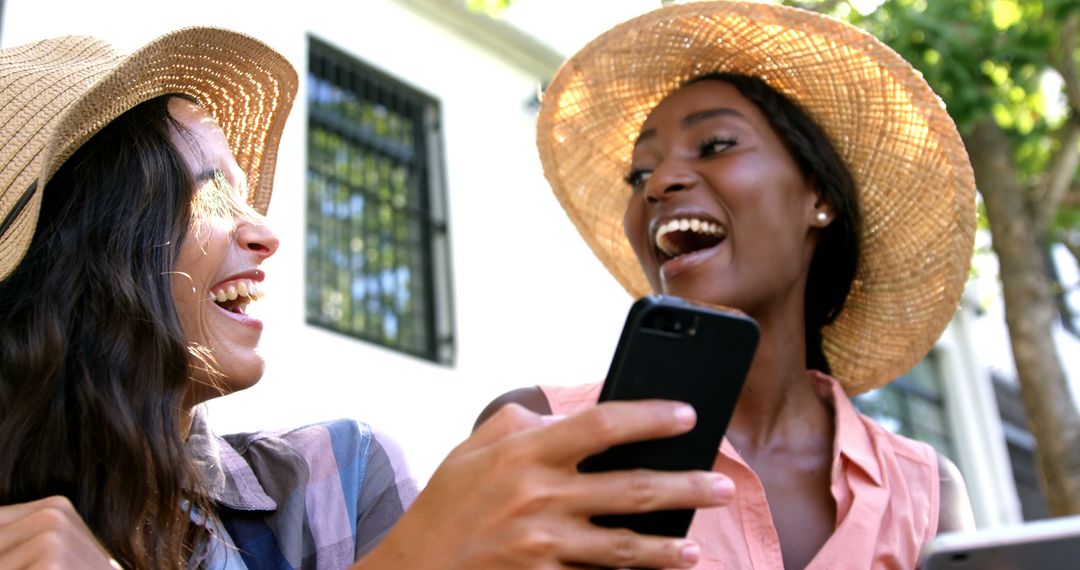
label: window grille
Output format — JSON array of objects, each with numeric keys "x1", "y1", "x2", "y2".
[{"x1": 306, "y1": 37, "x2": 454, "y2": 363}]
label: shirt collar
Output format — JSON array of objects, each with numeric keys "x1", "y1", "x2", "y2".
[
  {"x1": 186, "y1": 406, "x2": 277, "y2": 512},
  {"x1": 808, "y1": 370, "x2": 884, "y2": 487}
]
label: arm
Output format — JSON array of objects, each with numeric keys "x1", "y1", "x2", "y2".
[
  {"x1": 473, "y1": 386, "x2": 552, "y2": 431},
  {"x1": 355, "y1": 429, "x2": 420, "y2": 559},
  {"x1": 353, "y1": 400, "x2": 735, "y2": 570},
  {"x1": 0, "y1": 496, "x2": 119, "y2": 569},
  {"x1": 936, "y1": 451, "x2": 976, "y2": 533}
]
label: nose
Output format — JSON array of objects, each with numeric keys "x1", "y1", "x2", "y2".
[
  {"x1": 644, "y1": 158, "x2": 697, "y2": 203},
  {"x1": 235, "y1": 218, "x2": 280, "y2": 260}
]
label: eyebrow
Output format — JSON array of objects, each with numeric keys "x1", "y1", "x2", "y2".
[{"x1": 634, "y1": 107, "x2": 748, "y2": 148}]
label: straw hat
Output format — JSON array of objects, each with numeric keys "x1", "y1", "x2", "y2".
[
  {"x1": 536, "y1": 1, "x2": 976, "y2": 394},
  {"x1": 0, "y1": 26, "x2": 298, "y2": 282}
]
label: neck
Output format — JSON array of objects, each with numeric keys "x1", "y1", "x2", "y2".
[{"x1": 725, "y1": 309, "x2": 832, "y2": 454}]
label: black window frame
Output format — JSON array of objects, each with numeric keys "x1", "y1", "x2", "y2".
[{"x1": 304, "y1": 36, "x2": 455, "y2": 364}]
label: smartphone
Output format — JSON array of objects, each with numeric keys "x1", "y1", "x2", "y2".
[
  {"x1": 578, "y1": 294, "x2": 760, "y2": 538},
  {"x1": 920, "y1": 515, "x2": 1080, "y2": 570}
]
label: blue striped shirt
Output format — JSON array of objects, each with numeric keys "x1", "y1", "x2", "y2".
[{"x1": 187, "y1": 408, "x2": 418, "y2": 569}]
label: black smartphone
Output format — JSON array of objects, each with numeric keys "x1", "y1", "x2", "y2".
[{"x1": 578, "y1": 294, "x2": 759, "y2": 538}]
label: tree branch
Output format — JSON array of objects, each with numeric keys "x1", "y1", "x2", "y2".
[
  {"x1": 1064, "y1": 236, "x2": 1080, "y2": 271},
  {"x1": 1036, "y1": 118, "x2": 1080, "y2": 233},
  {"x1": 785, "y1": 0, "x2": 845, "y2": 14},
  {"x1": 1038, "y1": 11, "x2": 1080, "y2": 234},
  {"x1": 813, "y1": 0, "x2": 843, "y2": 13},
  {"x1": 1057, "y1": 10, "x2": 1080, "y2": 116}
]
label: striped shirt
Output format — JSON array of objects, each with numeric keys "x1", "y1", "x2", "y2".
[{"x1": 186, "y1": 407, "x2": 418, "y2": 569}]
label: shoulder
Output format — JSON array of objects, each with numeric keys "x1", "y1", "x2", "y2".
[
  {"x1": 220, "y1": 419, "x2": 382, "y2": 491},
  {"x1": 221, "y1": 419, "x2": 415, "y2": 503},
  {"x1": 223, "y1": 418, "x2": 374, "y2": 459},
  {"x1": 473, "y1": 386, "x2": 551, "y2": 431},
  {"x1": 854, "y1": 417, "x2": 976, "y2": 534},
  {"x1": 935, "y1": 450, "x2": 976, "y2": 533}
]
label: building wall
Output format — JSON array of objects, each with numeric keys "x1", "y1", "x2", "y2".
[
  {"x1": 1, "y1": 0, "x2": 634, "y2": 484},
  {"x1": 1, "y1": 0, "x2": 1025, "y2": 526}
]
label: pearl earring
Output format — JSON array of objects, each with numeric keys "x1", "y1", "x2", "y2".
[{"x1": 816, "y1": 211, "x2": 828, "y2": 224}]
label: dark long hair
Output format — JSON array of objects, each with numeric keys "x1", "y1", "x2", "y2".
[
  {"x1": 688, "y1": 73, "x2": 862, "y2": 374},
  {"x1": 0, "y1": 95, "x2": 210, "y2": 568}
]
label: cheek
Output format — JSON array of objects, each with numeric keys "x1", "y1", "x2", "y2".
[
  {"x1": 170, "y1": 284, "x2": 203, "y2": 347},
  {"x1": 623, "y1": 197, "x2": 651, "y2": 262}
]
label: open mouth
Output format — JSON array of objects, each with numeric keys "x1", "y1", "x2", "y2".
[
  {"x1": 654, "y1": 217, "x2": 728, "y2": 260},
  {"x1": 209, "y1": 279, "x2": 264, "y2": 315}
]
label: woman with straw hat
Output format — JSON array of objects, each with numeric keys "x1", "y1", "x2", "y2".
[
  {"x1": 0, "y1": 26, "x2": 730, "y2": 570},
  {"x1": 480, "y1": 1, "x2": 979, "y2": 567}
]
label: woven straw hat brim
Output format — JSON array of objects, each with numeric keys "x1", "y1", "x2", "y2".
[
  {"x1": 0, "y1": 26, "x2": 298, "y2": 282},
  {"x1": 536, "y1": 1, "x2": 976, "y2": 394}
]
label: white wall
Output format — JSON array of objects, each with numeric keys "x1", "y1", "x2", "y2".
[{"x1": 2, "y1": 0, "x2": 633, "y2": 484}]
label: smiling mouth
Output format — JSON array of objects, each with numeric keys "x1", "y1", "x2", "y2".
[
  {"x1": 209, "y1": 279, "x2": 264, "y2": 315},
  {"x1": 654, "y1": 217, "x2": 728, "y2": 259}
]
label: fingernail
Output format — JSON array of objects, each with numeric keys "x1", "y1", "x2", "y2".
[
  {"x1": 539, "y1": 414, "x2": 566, "y2": 426},
  {"x1": 681, "y1": 541, "x2": 701, "y2": 564},
  {"x1": 674, "y1": 404, "x2": 696, "y2": 428},
  {"x1": 713, "y1": 475, "x2": 735, "y2": 500}
]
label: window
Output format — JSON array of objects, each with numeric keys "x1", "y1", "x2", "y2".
[
  {"x1": 852, "y1": 353, "x2": 956, "y2": 459},
  {"x1": 306, "y1": 37, "x2": 454, "y2": 363},
  {"x1": 993, "y1": 374, "x2": 1049, "y2": 520}
]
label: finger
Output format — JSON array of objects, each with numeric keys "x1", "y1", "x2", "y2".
[
  {"x1": 454, "y1": 403, "x2": 546, "y2": 454},
  {"x1": 0, "y1": 503, "x2": 113, "y2": 569},
  {"x1": 567, "y1": 470, "x2": 734, "y2": 516},
  {"x1": 558, "y1": 519, "x2": 702, "y2": 570},
  {"x1": 526, "y1": 400, "x2": 697, "y2": 465},
  {"x1": 0, "y1": 535, "x2": 116, "y2": 570},
  {"x1": 0, "y1": 496, "x2": 69, "y2": 526},
  {"x1": 0, "y1": 502, "x2": 66, "y2": 564},
  {"x1": 0, "y1": 519, "x2": 32, "y2": 562}
]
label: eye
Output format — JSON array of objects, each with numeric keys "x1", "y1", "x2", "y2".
[
  {"x1": 700, "y1": 136, "x2": 737, "y2": 157},
  {"x1": 624, "y1": 168, "x2": 652, "y2": 191}
]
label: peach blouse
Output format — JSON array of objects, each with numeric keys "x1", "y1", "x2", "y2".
[{"x1": 540, "y1": 371, "x2": 939, "y2": 569}]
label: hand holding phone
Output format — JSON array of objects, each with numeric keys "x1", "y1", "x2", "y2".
[{"x1": 578, "y1": 295, "x2": 759, "y2": 538}]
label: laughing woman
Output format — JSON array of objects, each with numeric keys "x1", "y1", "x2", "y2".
[
  {"x1": 0, "y1": 27, "x2": 730, "y2": 570},
  {"x1": 479, "y1": 2, "x2": 979, "y2": 568}
]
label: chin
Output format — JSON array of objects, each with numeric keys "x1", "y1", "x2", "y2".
[
  {"x1": 221, "y1": 360, "x2": 266, "y2": 393},
  {"x1": 661, "y1": 279, "x2": 726, "y2": 305},
  {"x1": 185, "y1": 358, "x2": 265, "y2": 407}
]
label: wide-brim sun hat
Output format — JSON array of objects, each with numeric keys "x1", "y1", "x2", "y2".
[
  {"x1": 0, "y1": 26, "x2": 298, "y2": 282},
  {"x1": 536, "y1": 0, "x2": 977, "y2": 394}
]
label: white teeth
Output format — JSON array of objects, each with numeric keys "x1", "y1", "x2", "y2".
[
  {"x1": 209, "y1": 279, "x2": 264, "y2": 304},
  {"x1": 655, "y1": 218, "x2": 726, "y2": 241},
  {"x1": 654, "y1": 217, "x2": 728, "y2": 258}
]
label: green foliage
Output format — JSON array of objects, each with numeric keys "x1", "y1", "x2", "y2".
[
  {"x1": 845, "y1": 0, "x2": 1053, "y2": 133},
  {"x1": 796, "y1": 0, "x2": 1079, "y2": 237},
  {"x1": 465, "y1": 0, "x2": 513, "y2": 17}
]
